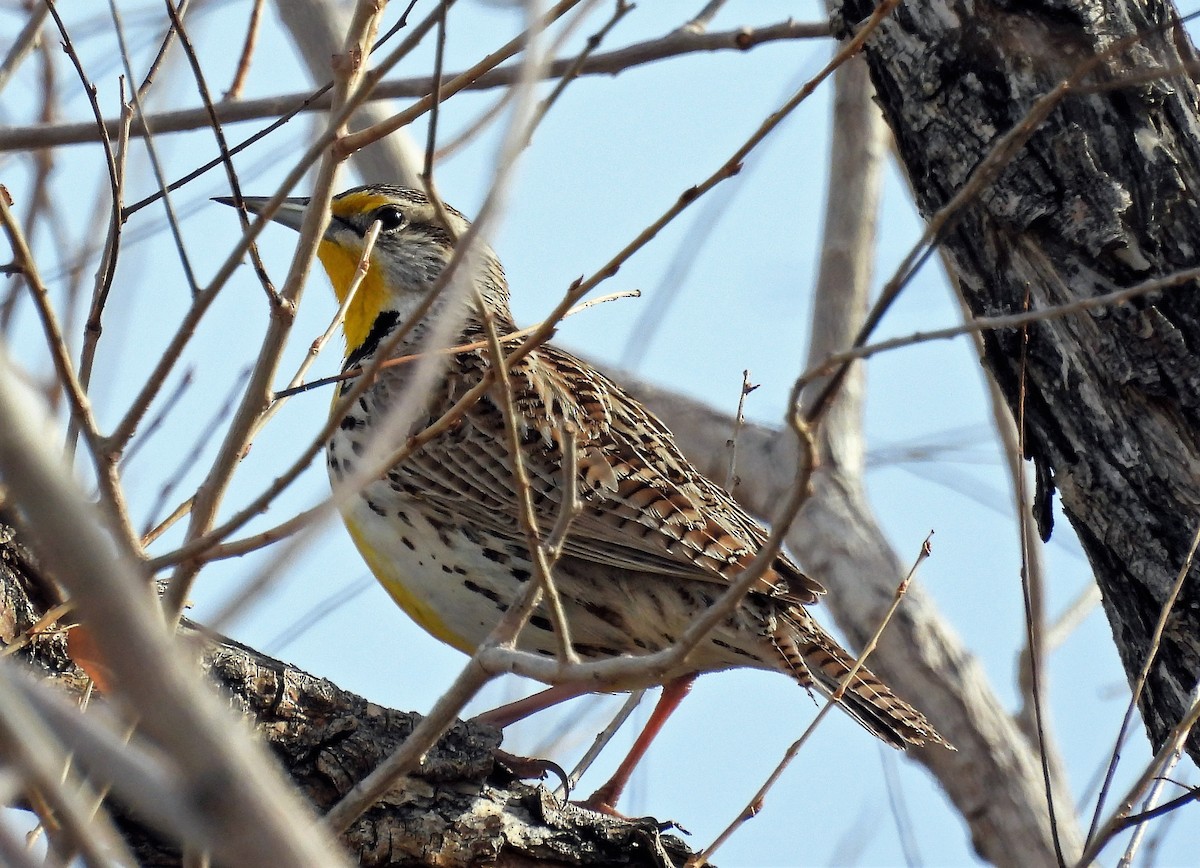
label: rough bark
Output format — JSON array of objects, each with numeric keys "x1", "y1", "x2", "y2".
[
  {"x1": 832, "y1": 0, "x2": 1200, "y2": 762},
  {"x1": 0, "y1": 517, "x2": 692, "y2": 867}
]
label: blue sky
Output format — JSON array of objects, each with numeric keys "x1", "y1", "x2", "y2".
[{"x1": 2, "y1": 1, "x2": 1193, "y2": 864}]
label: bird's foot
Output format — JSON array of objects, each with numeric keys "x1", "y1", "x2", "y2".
[{"x1": 493, "y1": 749, "x2": 570, "y2": 795}]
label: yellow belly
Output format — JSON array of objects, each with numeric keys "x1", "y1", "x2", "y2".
[{"x1": 342, "y1": 512, "x2": 476, "y2": 654}]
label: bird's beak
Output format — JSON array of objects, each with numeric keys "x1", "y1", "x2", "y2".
[{"x1": 213, "y1": 195, "x2": 311, "y2": 233}]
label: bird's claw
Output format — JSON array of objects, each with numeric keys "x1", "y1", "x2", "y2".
[{"x1": 493, "y1": 749, "x2": 571, "y2": 799}]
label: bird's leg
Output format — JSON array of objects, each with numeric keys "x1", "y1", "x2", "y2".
[
  {"x1": 475, "y1": 684, "x2": 591, "y2": 791},
  {"x1": 472, "y1": 683, "x2": 591, "y2": 728},
  {"x1": 581, "y1": 674, "x2": 697, "y2": 815}
]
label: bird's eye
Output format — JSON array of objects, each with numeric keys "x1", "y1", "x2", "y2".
[{"x1": 373, "y1": 205, "x2": 407, "y2": 232}]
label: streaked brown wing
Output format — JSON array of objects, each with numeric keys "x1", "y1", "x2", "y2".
[{"x1": 398, "y1": 344, "x2": 824, "y2": 605}]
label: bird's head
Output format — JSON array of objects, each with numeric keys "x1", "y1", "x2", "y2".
[{"x1": 217, "y1": 185, "x2": 510, "y2": 358}]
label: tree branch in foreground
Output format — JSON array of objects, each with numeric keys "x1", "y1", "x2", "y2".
[{"x1": 0, "y1": 516, "x2": 694, "y2": 867}]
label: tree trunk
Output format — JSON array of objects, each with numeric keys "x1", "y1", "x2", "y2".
[{"x1": 832, "y1": 0, "x2": 1200, "y2": 759}]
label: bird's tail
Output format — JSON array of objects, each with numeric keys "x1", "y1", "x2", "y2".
[{"x1": 773, "y1": 612, "x2": 953, "y2": 750}]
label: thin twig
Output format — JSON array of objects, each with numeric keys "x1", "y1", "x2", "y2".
[
  {"x1": 121, "y1": 367, "x2": 195, "y2": 470},
  {"x1": 0, "y1": 4, "x2": 50, "y2": 96},
  {"x1": 164, "y1": 0, "x2": 278, "y2": 304},
  {"x1": 543, "y1": 427, "x2": 583, "y2": 560},
  {"x1": 799, "y1": 264, "x2": 1200, "y2": 392},
  {"x1": 263, "y1": 574, "x2": 375, "y2": 654},
  {"x1": 0, "y1": 196, "x2": 139, "y2": 555},
  {"x1": 1041, "y1": 583, "x2": 1101, "y2": 654},
  {"x1": 434, "y1": 92, "x2": 508, "y2": 161},
  {"x1": 1111, "y1": 777, "x2": 1199, "y2": 835},
  {"x1": 224, "y1": 0, "x2": 265, "y2": 100},
  {"x1": 1015, "y1": 287, "x2": 1065, "y2": 868},
  {"x1": 475, "y1": 285, "x2": 579, "y2": 663},
  {"x1": 1118, "y1": 747, "x2": 1182, "y2": 867},
  {"x1": 140, "y1": 367, "x2": 251, "y2": 539},
  {"x1": 1086, "y1": 520, "x2": 1200, "y2": 845},
  {"x1": 723, "y1": 369, "x2": 755, "y2": 492},
  {"x1": 689, "y1": 533, "x2": 932, "y2": 868},
  {"x1": 880, "y1": 746, "x2": 921, "y2": 868},
  {"x1": 0, "y1": 602, "x2": 73, "y2": 660},
  {"x1": 1, "y1": 19, "x2": 830, "y2": 156},
  {"x1": 1078, "y1": 685, "x2": 1200, "y2": 865},
  {"x1": 166, "y1": 0, "x2": 388, "y2": 617},
  {"x1": 42, "y1": 0, "x2": 123, "y2": 452},
  {"x1": 274, "y1": 289, "x2": 639, "y2": 399},
  {"x1": 420, "y1": 0, "x2": 449, "y2": 187},
  {"x1": 76, "y1": 91, "x2": 133, "y2": 409},
  {"x1": 142, "y1": 497, "x2": 194, "y2": 548},
  {"x1": 106, "y1": 0, "x2": 200, "y2": 294},
  {"x1": 19, "y1": 39, "x2": 57, "y2": 312},
  {"x1": 134, "y1": 0, "x2": 192, "y2": 101},
  {"x1": 186, "y1": 505, "x2": 318, "y2": 576},
  {"x1": 559, "y1": 689, "x2": 647, "y2": 797}
]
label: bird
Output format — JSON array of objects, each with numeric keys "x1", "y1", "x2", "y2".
[{"x1": 218, "y1": 185, "x2": 950, "y2": 811}]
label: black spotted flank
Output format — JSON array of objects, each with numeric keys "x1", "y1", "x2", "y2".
[
  {"x1": 481, "y1": 547, "x2": 509, "y2": 565},
  {"x1": 464, "y1": 580, "x2": 503, "y2": 605},
  {"x1": 345, "y1": 310, "x2": 401, "y2": 370}
]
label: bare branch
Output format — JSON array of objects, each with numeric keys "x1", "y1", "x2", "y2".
[
  {"x1": 0, "y1": 20, "x2": 828, "y2": 153},
  {"x1": 166, "y1": 0, "x2": 388, "y2": 616},
  {"x1": 0, "y1": 666, "x2": 135, "y2": 867},
  {"x1": 0, "y1": 195, "x2": 138, "y2": 554},
  {"x1": 225, "y1": 0, "x2": 266, "y2": 100},
  {"x1": 1087, "y1": 522, "x2": 1200, "y2": 845},
  {"x1": 691, "y1": 536, "x2": 933, "y2": 867},
  {"x1": 0, "y1": 348, "x2": 349, "y2": 866},
  {"x1": 0, "y1": 5, "x2": 50, "y2": 96}
]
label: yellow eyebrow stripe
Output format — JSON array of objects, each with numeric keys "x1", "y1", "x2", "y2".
[{"x1": 331, "y1": 192, "x2": 397, "y2": 220}]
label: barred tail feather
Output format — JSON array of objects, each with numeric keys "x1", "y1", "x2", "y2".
[{"x1": 773, "y1": 615, "x2": 953, "y2": 750}]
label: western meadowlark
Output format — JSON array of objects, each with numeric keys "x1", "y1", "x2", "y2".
[{"x1": 219, "y1": 185, "x2": 949, "y2": 810}]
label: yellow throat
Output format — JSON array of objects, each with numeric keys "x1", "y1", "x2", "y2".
[
  {"x1": 318, "y1": 189, "x2": 413, "y2": 357},
  {"x1": 316, "y1": 239, "x2": 388, "y2": 358}
]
